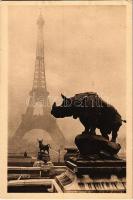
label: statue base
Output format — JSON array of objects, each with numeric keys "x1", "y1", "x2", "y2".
[
  {"x1": 75, "y1": 134, "x2": 121, "y2": 159},
  {"x1": 33, "y1": 150, "x2": 54, "y2": 177},
  {"x1": 57, "y1": 154, "x2": 126, "y2": 193},
  {"x1": 37, "y1": 150, "x2": 50, "y2": 163}
]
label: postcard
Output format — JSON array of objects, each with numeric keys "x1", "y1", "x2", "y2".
[{"x1": 0, "y1": 0, "x2": 132, "y2": 199}]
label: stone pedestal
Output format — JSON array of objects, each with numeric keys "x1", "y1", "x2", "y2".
[
  {"x1": 75, "y1": 134, "x2": 121, "y2": 159},
  {"x1": 64, "y1": 148, "x2": 79, "y2": 162},
  {"x1": 37, "y1": 151, "x2": 50, "y2": 163}
]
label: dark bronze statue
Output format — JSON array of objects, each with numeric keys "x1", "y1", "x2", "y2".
[
  {"x1": 38, "y1": 139, "x2": 51, "y2": 155},
  {"x1": 51, "y1": 92, "x2": 126, "y2": 142}
]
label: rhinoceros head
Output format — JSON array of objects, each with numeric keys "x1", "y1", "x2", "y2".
[{"x1": 51, "y1": 94, "x2": 74, "y2": 118}]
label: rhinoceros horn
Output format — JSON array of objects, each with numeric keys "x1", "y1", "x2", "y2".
[
  {"x1": 61, "y1": 93, "x2": 66, "y2": 99},
  {"x1": 52, "y1": 102, "x2": 56, "y2": 107}
]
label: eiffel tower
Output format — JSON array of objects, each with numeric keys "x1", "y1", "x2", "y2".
[{"x1": 12, "y1": 14, "x2": 65, "y2": 146}]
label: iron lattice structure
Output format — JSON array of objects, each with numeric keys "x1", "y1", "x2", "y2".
[{"x1": 13, "y1": 14, "x2": 65, "y2": 145}]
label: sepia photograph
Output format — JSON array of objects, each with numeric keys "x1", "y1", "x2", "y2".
[{"x1": 0, "y1": 0, "x2": 132, "y2": 198}]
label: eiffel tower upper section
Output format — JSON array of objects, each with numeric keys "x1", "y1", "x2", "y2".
[{"x1": 30, "y1": 13, "x2": 49, "y2": 106}]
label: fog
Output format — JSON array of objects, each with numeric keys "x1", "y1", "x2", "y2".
[{"x1": 8, "y1": 5, "x2": 126, "y2": 149}]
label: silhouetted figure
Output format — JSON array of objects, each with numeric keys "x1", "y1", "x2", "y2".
[{"x1": 24, "y1": 151, "x2": 27, "y2": 158}]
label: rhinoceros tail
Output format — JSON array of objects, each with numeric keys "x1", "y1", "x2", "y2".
[{"x1": 122, "y1": 119, "x2": 126, "y2": 123}]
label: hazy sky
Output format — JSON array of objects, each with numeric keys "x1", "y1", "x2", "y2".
[{"x1": 8, "y1": 5, "x2": 127, "y2": 144}]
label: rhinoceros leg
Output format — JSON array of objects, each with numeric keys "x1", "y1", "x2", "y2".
[
  {"x1": 111, "y1": 132, "x2": 117, "y2": 142},
  {"x1": 111, "y1": 116, "x2": 122, "y2": 142},
  {"x1": 100, "y1": 128, "x2": 110, "y2": 140},
  {"x1": 79, "y1": 117, "x2": 91, "y2": 134},
  {"x1": 79, "y1": 116, "x2": 96, "y2": 135},
  {"x1": 111, "y1": 125, "x2": 120, "y2": 142}
]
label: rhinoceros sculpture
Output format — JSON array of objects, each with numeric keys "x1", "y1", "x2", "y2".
[{"x1": 51, "y1": 92, "x2": 126, "y2": 142}]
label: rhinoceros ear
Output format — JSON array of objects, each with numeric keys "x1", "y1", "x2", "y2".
[{"x1": 61, "y1": 93, "x2": 66, "y2": 99}]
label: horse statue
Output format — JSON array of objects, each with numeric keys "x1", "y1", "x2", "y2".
[{"x1": 37, "y1": 139, "x2": 51, "y2": 155}]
